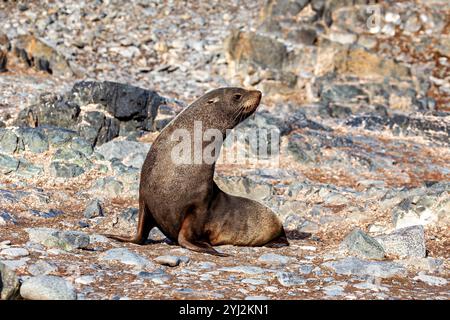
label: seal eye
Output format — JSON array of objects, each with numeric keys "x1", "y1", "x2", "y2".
[{"x1": 233, "y1": 94, "x2": 242, "y2": 101}]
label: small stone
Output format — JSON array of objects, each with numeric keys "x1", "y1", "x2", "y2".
[
  {"x1": 83, "y1": 199, "x2": 103, "y2": 219},
  {"x1": 0, "y1": 248, "x2": 29, "y2": 258},
  {"x1": 20, "y1": 275, "x2": 77, "y2": 300},
  {"x1": 277, "y1": 272, "x2": 306, "y2": 287},
  {"x1": 245, "y1": 296, "x2": 269, "y2": 300},
  {"x1": 99, "y1": 248, "x2": 151, "y2": 268},
  {"x1": 341, "y1": 228, "x2": 385, "y2": 260},
  {"x1": 154, "y1": 255, "x2": 181, "y2": 267},
  {"x1": 375, "y1": 225, "x2": 426, "y2": 258},
  {"x1": 298, "y1": 263, "x2": 314, "y2": 274},
  {"x1": 242, "y1": 278, "x2": 268, "y2": 285},
  {"x1": 413, "y1": 273, "x2": 448, "y2": 286},
  {"x1": 257, "y1": 253, "x2": 292, "y2": 265},
  {"x1": 75, "y1": 275, "x2": 95, "y2": 285},
  {"x1": 219, "y1": 266, "x2": 268, "y2": 275},
  {"x1": 138, "y1": 269, "x2": 171, "y2": 284},
  {"x1": 323, "y1": 285, "x2": 345, "y2": 296}
]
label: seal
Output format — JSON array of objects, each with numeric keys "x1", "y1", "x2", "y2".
[{"x1": 105, "y1": 87, "x2": 288, "y2": 256}]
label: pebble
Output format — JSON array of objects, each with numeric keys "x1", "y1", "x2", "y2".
[
  {"x1": 413, "y1": 273, "x2": 448, "y2": 286},
  {"x1": 154, "y1": 255, "x2": 181, "y2": 267},
  {"x1": 99, "y1": 248, "x2": 152, "y2": 269},
  {"x1": 257, "y1": 253, "x2": 292, "y2": 265}
]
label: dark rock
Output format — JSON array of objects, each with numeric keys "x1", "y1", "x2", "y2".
[
  {"x1": 287, "y1": 28, "x2": 318, "y2": 45},
  {"x1": 69, "y1": 81, "x2": 164, "y2": 122},
  {"x1": 17, "y1": 93, "x2": 81, "y2": 129},
  {"x1": 0, "y1": 50, "x2": 7, "y2": 73},
  {"x1": 17, "y1": 128, "x2": 49, "y2": 153}
]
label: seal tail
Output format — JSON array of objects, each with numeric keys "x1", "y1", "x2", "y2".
[{"x1": 104, "y1": 201, "x2": 155, "y2": 245}]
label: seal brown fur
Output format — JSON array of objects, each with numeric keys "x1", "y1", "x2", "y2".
[{"x1": 105, "y1": 87, "x2": 288, "y2": 255}]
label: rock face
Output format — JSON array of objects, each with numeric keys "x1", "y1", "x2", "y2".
[
  {"x1": 20, "y1": 275, "x2": 77, "y2": 300},
  {"x1": 16, "y1": 81, "x2": 168, "y2": 146},
  {"x1": 375, "y1": 226, "x2": 426, "y2": 258},
  {"x1": 0, "y1": 262, "x2": 20, "y2": 300}
]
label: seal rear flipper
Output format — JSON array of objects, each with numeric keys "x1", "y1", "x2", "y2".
[{"x1": 103, "y1": 200, "x2": 155, "y2": 245}]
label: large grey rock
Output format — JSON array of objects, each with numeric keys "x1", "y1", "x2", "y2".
[
  {"x1": 341, "y1": 228, "x2": 385, "y2": 260},
  {"x1": 99, "y1": 248, "x2": 152, "y2": 268},
  {"x1": 375, "y1": 226, "x2": 426, "y2": 258},
  {"x1": 20, "y1": 275, "x2": 77, "y2": 300},
  {"x1": 26, "y1": 228, "x2": 90, "y2": 251},
  {"x1": 0, "y1": 261, "x2": 20, "y2": 300},
  {"x1": 322, "y1": 257, "x2": 407, "y2": 278}
]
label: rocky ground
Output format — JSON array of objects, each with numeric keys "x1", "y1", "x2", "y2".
[{"x1": 0, "y1": 0, "x2": 449, "y2": 300}]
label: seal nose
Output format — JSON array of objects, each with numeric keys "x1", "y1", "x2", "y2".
[{"x1": 251, "y1": 90, "x2": 262, "y2": 104}]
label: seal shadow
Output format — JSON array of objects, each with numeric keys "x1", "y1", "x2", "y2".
[{"x1": 285, "y1": 230, "x2": 312, "y2": 241}]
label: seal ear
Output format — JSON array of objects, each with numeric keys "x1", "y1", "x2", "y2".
[{"x1": 207, "y1": 97, "x2": 219, "y2": 105}]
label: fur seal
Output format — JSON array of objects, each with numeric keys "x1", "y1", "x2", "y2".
[{"x1": 105, "y1": 87, "x2": 288, "y2": 256}]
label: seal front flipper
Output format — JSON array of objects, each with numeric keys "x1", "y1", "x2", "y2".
[
  {"x1": 177, "y1": 213, "x2": 230, "y2": 257},
  {"x1": 104, "y1": 200, "x2": 155, "y2": 245}
]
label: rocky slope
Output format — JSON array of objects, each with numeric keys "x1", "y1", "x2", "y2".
[{"x1": 0, "y1": 0, "x2": 449, "y2": 300}]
